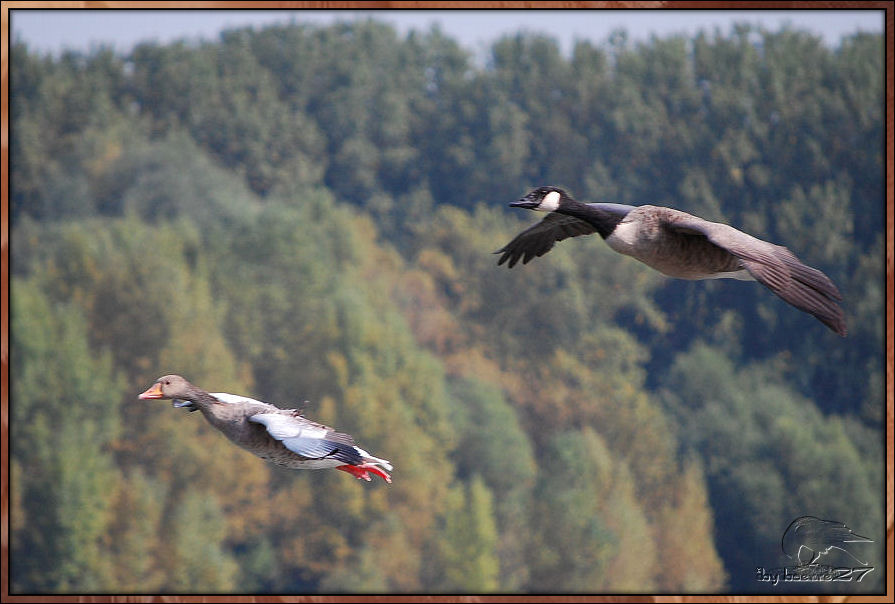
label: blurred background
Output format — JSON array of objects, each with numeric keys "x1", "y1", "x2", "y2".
[{"x1": 8, "y1": 7, "x2": 886, "y2": 595}]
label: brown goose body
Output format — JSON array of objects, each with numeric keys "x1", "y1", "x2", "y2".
[
  {"x1": 606, "y1": 205, "x2": 747, "y2": 279},
  {"x1": 192, "y1": 396, "x2": 327, "y2": 470},
  {"x1": 138, "y1": 375, "x2": 392, "y2": 482},
  {"x1": 497, "y1": 186, "x2": 847, "y2": 336}
]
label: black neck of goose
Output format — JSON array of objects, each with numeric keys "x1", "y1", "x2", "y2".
[{"x1": 556, "y1": 198, "x2": 627, "y2": 239}]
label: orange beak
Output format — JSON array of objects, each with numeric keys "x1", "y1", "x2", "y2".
[{"x1": 138, "y1": 383, "x2": 164, "y2": 399}]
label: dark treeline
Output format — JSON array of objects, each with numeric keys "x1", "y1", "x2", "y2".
[{"x1": 10, "y1": 18, "x2": 884, "y2": 594}]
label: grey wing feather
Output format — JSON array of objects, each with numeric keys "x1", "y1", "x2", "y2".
[
  {"x1": 663, "y1": 214, "x2": 846, "y2": 336},
  {"x1": 496, "y1": 213, "x2": 597, "y2": 268},
  {"x1": 250, "y1": 412, "x2": 361, "y2": 463},
  {"x1": 290, "y1": 413, "x2": 359, "y2": 447},
  {"x1": 278, "y1": 436, "x2": 359, "y2": 461}
]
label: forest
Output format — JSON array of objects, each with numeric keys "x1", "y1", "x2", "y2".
[{"x1": 9, "y1": 17, "x2": 885, "y2": 594}]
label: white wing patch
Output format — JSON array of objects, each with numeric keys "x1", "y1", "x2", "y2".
[
  {"x1": 700, "y1": 269, "x2": 755, "y2": 281},
  {"x1": 249, "y1": 412, "x2": 329, "y2": 440},
  {"x1": 250, "y1": 413, "x2": 346, "y2": 461},
  {"x1": 210, "y1": 392, "x2": 269, "y2": 406},
  {"x1": 605, "y1": 219, "x2": 641, "y2": 255}
]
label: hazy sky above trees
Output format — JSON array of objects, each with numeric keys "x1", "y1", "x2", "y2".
[{"x1": 13, "y1": 8, "x2": 884, "y2": 59}]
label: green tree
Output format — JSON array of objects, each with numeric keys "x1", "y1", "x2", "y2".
[
  {"x1": 104, "y1": 470, "x2": 168, "y2": 591},
  {"x1": 161, "y1": 489, "x2": 239, "y2": 592},
  {"x1": 660, "y1": 343, "x2": 884, "y2": 592},
  {"x1": 448, "y1": 377, "x2": 535, "y2": 588},
  {"x1": 11, "y1": 279, "x2": 124, "y2": 592},
  {"x1": 425, "y1": 477, "x2": 500, "y2": 592},
  {"x1": 527, "y1": 428, "x2": 656, "y2": 592},
  {"x1": 9, "y1": 21, "x2": 883, "y2": 594}
]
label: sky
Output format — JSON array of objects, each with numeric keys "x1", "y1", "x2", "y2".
[{"x1": 10, "y1": 8, "x2": 885, "y2": 60}]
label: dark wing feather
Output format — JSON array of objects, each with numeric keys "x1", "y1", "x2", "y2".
[
  {"x1": 664, "y1": 213, "x2": 846, "y2": 336},
  {"x1": 496, "y1": 213, "x2": 597, "y2": 268},
  {"x1": 277, "y1": 436, "x2": 363, "y2": 464}
]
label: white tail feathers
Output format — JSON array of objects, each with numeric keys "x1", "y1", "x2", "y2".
[{"x1": 356, "y1": 447, "x2": 393, "y2": 471}]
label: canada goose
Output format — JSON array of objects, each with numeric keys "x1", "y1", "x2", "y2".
[
  {"x1": 138, "y1": 375, "x2": 392, "y2": 483},
  {"x1": 496, "y1": 186, "x2": 846, "y2": 336}
]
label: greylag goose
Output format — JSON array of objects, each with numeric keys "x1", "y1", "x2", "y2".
[
  {"x1": 496, "y1": 186, "x2": 846, "y2": 336},
  {"x1": 138, "y1": 374, "x2": 392, "y2": 483}
]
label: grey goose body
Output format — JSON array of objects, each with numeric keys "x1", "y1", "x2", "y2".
[
  {"x1": 496, "y1": 186, "x2": 846, "y2": 336},
  {"x1": 138, "y1": 375, "x2": 392, "y2": 482}
]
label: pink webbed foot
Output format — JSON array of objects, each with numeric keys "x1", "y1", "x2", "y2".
[{"x1": 337, "y1": 463, "x2": 392, "y2": 484}]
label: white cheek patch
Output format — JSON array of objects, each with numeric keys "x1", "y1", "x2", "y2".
[{"x1": 537, "y1": 190, "x2": 561, "y2": 212}]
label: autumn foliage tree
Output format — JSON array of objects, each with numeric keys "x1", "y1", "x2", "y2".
[{"x1": 9, "y1": 20, "x2": 883, "y2": 593}]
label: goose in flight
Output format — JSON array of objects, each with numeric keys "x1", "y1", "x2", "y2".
[
  {"x1": 496, "y1": 186, "x2": 846, "y2": 336},
  {"x1": 138, "y1": 374, "x2": 392, "y2": 482}
]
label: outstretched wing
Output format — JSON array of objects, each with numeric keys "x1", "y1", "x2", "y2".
[
  {"x1": 211, "y1": 392, "x2": 270, "y2": 406},
  {"x1": 496, "y1": 213, "x2": 598, "y2": 268},
  {"x1": 249, "y1": 412, "x2": 363, "y2": 465},
  {"x1": 661, "y1": 212, "x2": 846, "y2": 336}
]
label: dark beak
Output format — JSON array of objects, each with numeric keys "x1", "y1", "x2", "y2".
[
  {"x1": 138, "y1": 383, "x2": 164, "y2": 399},
  {"x1": 509, "y1": 194, "x2": 538, "y2": 209}
]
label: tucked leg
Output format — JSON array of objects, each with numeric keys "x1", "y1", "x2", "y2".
[{"x1": 337, "y1": 463, "x2": 392, "y2": 483}]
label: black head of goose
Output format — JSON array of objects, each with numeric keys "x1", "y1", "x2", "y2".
[
  {"x1": 138, "y1": 374, "x2": 392, "y2": 483},
  {"x1": 496, "y1": 186, "x2": 846, "y2": 336}
]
